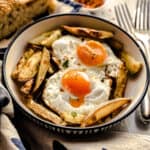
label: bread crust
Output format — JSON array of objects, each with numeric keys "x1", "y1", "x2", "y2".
[{"x1": 0, "y1": 0, "x2": 55, "y2": 40}]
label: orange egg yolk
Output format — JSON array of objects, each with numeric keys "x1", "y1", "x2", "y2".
[
  {"x1": 77, "y1": 40, "x2": 107, "y2": 66},
  {"x1": 61, "y1": 70, "x2": 91, "y2": 107},
  {"x1": 69, "y1": 97, "x2": 84, "y2": 108}
]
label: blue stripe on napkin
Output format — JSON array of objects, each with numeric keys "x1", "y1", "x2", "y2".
[
  {"x1": 57, "y1": 0, "x2": 82, "y2": 12},
  {"x1": 11, "y1": 138, "x2": 26, "y2": 150}
]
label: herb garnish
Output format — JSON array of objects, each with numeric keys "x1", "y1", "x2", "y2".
[
  {"x1": 71, "y1": 111, "x2": 77, "y2": 118},
  {"x1": 62, "y1": 59, "x2": 69, "y2": 68}
]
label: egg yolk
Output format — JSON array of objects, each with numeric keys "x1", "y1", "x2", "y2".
[
  {"x1": 69, "y1": 97, "x2": 84, "y2": 108},
  {"x1": 77, "y1": 40, "x2": 107, "y2": 66},
  {"x1": 61, "y1": 70, "x2": 91, "y2": 98}
]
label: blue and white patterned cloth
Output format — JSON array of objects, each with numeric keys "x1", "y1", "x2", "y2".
[
  {"x1": 0, "y1": 60, "x2": 25, "y2": 150},
  {"x1": 0, "y1": 1, "x2": 150, "y2": 150}
]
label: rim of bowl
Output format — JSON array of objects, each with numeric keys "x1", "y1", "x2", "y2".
[{"x1": 2, "y1": 13, "x2": 150, "y2": 131}]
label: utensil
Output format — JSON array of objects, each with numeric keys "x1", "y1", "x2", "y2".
[
  {"x1": 53, "y1": 140, "x2": 68, "y2": 150},
  {"x1": 2, "y1": 13, "x2": 149, "y2": 135},
  {"x1": 115, "y1": 2, "x2": 150, "y2": 123},
  {"x1": 134, "y1": 0, "x2": 150, "y2": 122}
]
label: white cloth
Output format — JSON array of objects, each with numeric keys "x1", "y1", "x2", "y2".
[{"x1": 0, "y1": 0, "x2": 150, "y2": 150}]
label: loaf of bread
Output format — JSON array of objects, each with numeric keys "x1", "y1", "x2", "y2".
[{"x1": 0, "y1": 0, "x2": 55, "y2": 40}]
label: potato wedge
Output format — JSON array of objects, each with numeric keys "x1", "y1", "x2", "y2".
[
  {"x1": 105, "y1": 39, "x2": 142, "y2": 75},
  {"x1": 20, "y1": 79, "x2": 34, "y2": 94},
  {"x1": 27, "y1": 98, "x2": 66, "y2": 125},
  {"x1": 11, "y1": 49, "x2": 34, "y2": 79},
  {"x1": 81, "y1": 98, "x2": 131, "y2": 127},
  {"x1": 18, "y1": 51, "x2": 42, "y2": 82},
  {"x1": 121, "y1": 50, "x2": 142, "y2": 75},
  {"x1": 33, "y1": 47, "x2": 50, "y2": 92},
  {"x1": 29, "y1": 31, "x2": 52, "y2": 45},
  {"x1": 41, "y1": 29, "x2": 62, "y2": 47},
  {"x1": 106, "y1": 38, "x2": 123, "y2": 57},
  {"x1": 29, "y1": 29, "x2": 62, "y2": 47},
  {"x1": 62, "y1": 25, "x2": 114, "y2": 39},
  {"x1": 113, "y1": 63, "x2": 128, "y2": 98}
]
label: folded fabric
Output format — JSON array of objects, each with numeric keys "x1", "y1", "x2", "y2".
[
  {"x1": 0, "y1": 60, "x2": 26, "y2": 150},
  {"x1": 0, "y1": 114, "x2": 26, "y2": 150}
]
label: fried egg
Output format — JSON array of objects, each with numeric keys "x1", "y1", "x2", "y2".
[
  {"x1": 43, "y1": 35, "x2": 123, "y2": 124},
  {"x1": 43, "y1": 68, "x2": 112, "y2": 124},
  {"x1": 52, "y1": 35, "x2": 123, "y2": 78}
]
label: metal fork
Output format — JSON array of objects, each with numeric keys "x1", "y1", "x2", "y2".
[
  {"x1": 134, "y1": 0, "x2": 150, "y2": 123},
  {"x1": 115, "y1": 2, "x2": 150, "y2": 123},
  {"x1": 134, "y1": 0, "x2": 150, "y2": 63}
]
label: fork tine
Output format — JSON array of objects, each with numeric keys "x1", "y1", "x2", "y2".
[
  {"x1": 148, "y1": 0, "x2": 150, "y2": 29},
  {"x1": 135, "y1": 0, "x2": 147, "y2": 30},
  {"x1": 135, "y1": 0, "x2": 142, "y2": 30},
  {"x1": 121, "y1": 3, "x2": 134, "y2": 33},
  {"x1": 114, "y1": 6, "x2": 122, "y2": 26},
  {"x1": 143, "y1": 0, "x2": 148, "y2": 30},
  {"x1": 115, "y1": 3, "x2": 133, "y2": 33},
  {"x1": 114, "y1": 5, "x2": 127, "y2": 30}
]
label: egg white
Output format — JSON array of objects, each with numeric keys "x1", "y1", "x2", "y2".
[
  {"x1": 52, "y1": 35, "x2": 123, "y2": 78},
  {"x1": 43, "y1": 68, "x2": 112, "y2": 124},
  {"x1": 43, "y1": 35, "x2": 123, "y2": 124}
]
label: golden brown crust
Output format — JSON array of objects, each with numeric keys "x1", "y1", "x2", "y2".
[
  {"x1": 81, "y1": 98, "x2": 131, "y2": 127},
  {"x1": 20, "y1": 78, "x2": 34, "y2": 94},
  {"x1": 113, "y1": 63, "x2": 128, "y2": 98},
  {"x1": 18, "y1": 51, "x2": 42, "y2": 82},
  {"x1": 29, "y1": 29, "x2": 62, "y2": 47},
  {"x1": 0, "y1": 0, "x2": 13, "y2": 15},
  {"x1": 121, "y1": 50, "x2": 142, "y2": 75},
  {"x1": 33, "y1": 47, "x2": 50, "y2": 92},
  {"x1": 47, "y1": 0, "x2": 56, "y2": 12},
  {"x1": 11, "y1": 49, "x2": 34, "y2": 80},
  {"x1": 26, "y1": 98, "x2": 66, "y2": 125},
  {"x1": 0, "y1": 0, "x2": 56, "y2": 40},
  {"x1": 62, "y1": 25, "x2": 114, "y2": 39}
]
